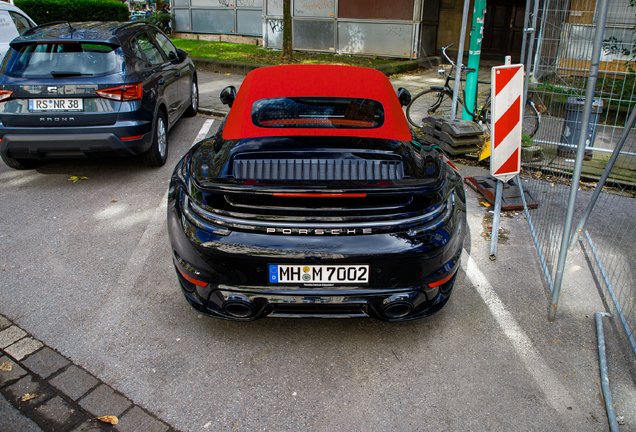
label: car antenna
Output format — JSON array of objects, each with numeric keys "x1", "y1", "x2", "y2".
[{"x1": 64, "y1": 11, "x2": 75, "y2": 33}]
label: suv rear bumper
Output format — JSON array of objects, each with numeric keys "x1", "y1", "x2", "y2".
[{"x1": 0, "y1": 127, "x2": 153, "y2": 160}]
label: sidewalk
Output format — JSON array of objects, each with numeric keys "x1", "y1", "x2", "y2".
[{"x1": 0, "y1": 316, "x2": 178, "y2": 432}]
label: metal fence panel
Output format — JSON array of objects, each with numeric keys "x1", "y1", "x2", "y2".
[
  {"x1": 337, "y1": 22, "x2": 412, "y2": 57},
  {"x1": 191, "y1": 9, "x2": 235, "y2": 33},
  {"x1": 521, "y1": 0, "x2": 636, "y2": 356},
  {"x1": 293, "y1": 20, "x2": 335, "y2": 51}
]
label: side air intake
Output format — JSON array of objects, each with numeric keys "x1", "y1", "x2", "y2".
[{"x1": 232, "y1": 159, "x2": 405, "y2": 181}]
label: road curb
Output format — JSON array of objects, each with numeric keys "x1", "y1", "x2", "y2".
[
  {"x1": 0, "y1": 316, "x2": 181, "y2": 432},
  {"x1": 191, "y1": 57, "x2": 440, "y2": 77}
]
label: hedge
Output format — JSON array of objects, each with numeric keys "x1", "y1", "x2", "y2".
[{"x1": 15, "y1": 0, "x2": 130, "y2": 24}]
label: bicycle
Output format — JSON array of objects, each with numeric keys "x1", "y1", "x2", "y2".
[{"x1": 406, "y1": 44, "x2": 540, "y2": 139}]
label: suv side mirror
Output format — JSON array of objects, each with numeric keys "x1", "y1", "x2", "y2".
[
  {"x1": 397, "y1": 87, "x2": 411, "y2": 107},
  {"x1": 176, "y1": 48, "x2": 188, "y2": 61},
  {"x1": 220, "y1": 85, "x2": 237, "y2": 108}
]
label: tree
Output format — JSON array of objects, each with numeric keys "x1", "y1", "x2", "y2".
[{"x1": 280, "y1": 0, "x2": 293, "y2": 62}]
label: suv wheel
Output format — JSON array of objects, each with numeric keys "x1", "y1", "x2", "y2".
[
  {"x1": 1, "y1": 155, "x2": 36, "y2": 170},
  {"x1": 184, "y1": 78, "x2": 199, "y2": 117},
  {"x1": 143, "y1": 111, "x2": 168, "y2": 167}
]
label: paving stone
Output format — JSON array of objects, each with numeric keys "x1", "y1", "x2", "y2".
[
  {"x1": 69, "y1": 420, "x2": 106, "y2": 431},
  {"x1": 0, "y1": 393, "x2": 43, "y2": 432},
  {"x1": 5, "y1": 337, "x2": 44, "y2": 361},
  {"x1": 48, "y1": 365, "x2": 99, "y2": 401},
  {"x1": 22, "y1": 347, "x2": 70, "y2": 379},
  {"x1": 0, "y1": 355, "x2": 28, "y2": 387},
  {"x1": 79, "y1": 384, "x2": 132, "y2": 417},
  {"x1": 30, "y1": 396, "x2": 85, "y2": 432},
  {"x1": 0, "y1": 326, "x2": 26, "y2": 349},
  {"x1": 2, "y1": 375, "x2": 55, "y2": 411},
  {"x1": 115, "y1": 406, "x2": 169, "y2": 432},
  {"x1": 0, "y1": 316, "x2": 11, "y2": 330}
]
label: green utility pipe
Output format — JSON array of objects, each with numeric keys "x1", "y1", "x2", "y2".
[{"x1": 462, "y1": 0, "x2": 487, "y2": 121}]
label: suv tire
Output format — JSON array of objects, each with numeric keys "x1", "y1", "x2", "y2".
[
  {"x1": 184, "y1": 77, "x2": 199, "y2": 117},
  {"x1": 1, "y1": 155, "x2": 36, "y2": 170},
  {"x1": 143, "y1": 111, "x2": 168, "y2": 167}
]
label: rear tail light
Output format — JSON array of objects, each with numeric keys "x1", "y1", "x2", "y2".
[
  {"x1": 0, "y1": 90, "x2": 12, "y2": 102},
  {"x1": 96, "y1": 83, "x2": 143, "y2": 101},
  {"x1": 175, "y1": 263, "x2": 208, "y2": 287},
  {"x1": 440, "y1": 154, "x2": 459, "y2": 172}
]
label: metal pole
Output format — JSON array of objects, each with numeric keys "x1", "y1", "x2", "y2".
[
  {"x1": 451, "y1": 0, "x2": 472, "y2": 121},
  {"x1": 462, "y1": 0, "x2": 487, "y2": 121},
  {"x1": 568, "y1": 106, "x2": 636, "y2": 250},
  {"x1": 548, "y1": 0, "x2": 610, "y2": 321},
  {"x1": 489, "y1": 179, "x2": 503, "y2": 259},
  {"x1": 595, "y1": 312, "x2": 620, "y2": 432},
  {"x1": 522, "y1": 0, "x2": 540, "y2": 108},
  {"x1": 519, "y1": 0, "x2": 533, "y2": 66}
]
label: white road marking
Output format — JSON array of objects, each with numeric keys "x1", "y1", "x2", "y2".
[
  {"x1": 461, "y1": 250, "x2": 576, "y2": 414},
  {"x1": 118, "y1": 119, "x2": 214, "y2": 286},
  {"x1": 193, "y1": 119, "x2": 215, "y2": 146}
]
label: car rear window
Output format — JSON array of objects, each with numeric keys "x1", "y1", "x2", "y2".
[
  {"x1": 251, "y1": 97, "x2": 385, "y2": 129},
  {"x1": 2, "y1": 43, "x2": 123, "y2": 78}
]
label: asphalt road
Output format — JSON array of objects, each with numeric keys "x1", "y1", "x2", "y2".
[{"x1": 1, "y1": 113, "x2": 634, "y2": 431}]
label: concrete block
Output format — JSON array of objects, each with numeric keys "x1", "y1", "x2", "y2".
[
  {"x1": 30, "y1": 396, "x2": 86, "y2": 431},
  {"x1": 0, "y1": 326, "x2": 26, "y2": 349},
  {"x1": 3, "y1": 375, "x2": 55, "y2": 410},
  {"x1": 5, "y1": 337, "x2": 43, "y2": 361},
  {"x1": 79, "y1": 384, "x2": 132, "y2": 417},
  {"x1": 199, "y1": 34, "x2": 221, "y2": 42},
  {"x1": 116, "y1": 406, "x2": 169, "y2": 432},
  {"x1": 49, "y1": 365, "x2": 99, "y2": 401},
  {"x1": 22, "y1": 347, "x2": 70, "y2": 379},
  {"x1": 0, "y1": 355, "x2": 27, "y2": 387}
]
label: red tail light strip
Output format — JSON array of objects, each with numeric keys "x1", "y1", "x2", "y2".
[
  {"x1": 121, "y1": 135, "x2": 143, "y2": 141},
  {"x1": 428, "y1": 265, "x2": 459, "y2": 288},
  {"x1": 175, "y1": 264, "x2": 208, "y2": 287},
  {"x1": 272, "y1": 193, "x2": 367, "y2": 198}
]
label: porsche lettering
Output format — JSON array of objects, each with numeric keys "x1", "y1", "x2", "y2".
[{"x1": 266, "y1": 227, "x2": 372, "y2": 235}]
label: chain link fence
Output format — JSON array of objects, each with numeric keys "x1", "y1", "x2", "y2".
[{"x1": 519, "y1": 0, "x2": 636, "y2": 358}]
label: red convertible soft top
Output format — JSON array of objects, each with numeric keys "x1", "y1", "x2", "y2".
[{"x1": 222, "y1": 65, "x2": 412, "y2": 141}]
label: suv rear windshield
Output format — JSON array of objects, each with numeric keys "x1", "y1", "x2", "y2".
[
  {"x1": 2, "y1": 43, "x2": 123, "y2": 78},
  {"x1": 251, "y1": 97, "x2": 385, "y2": 129}
]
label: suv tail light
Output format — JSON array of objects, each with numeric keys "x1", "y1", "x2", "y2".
[
  {"x1": 0, "y1": 90, "x2": 12, "y2": 102},
  {"x1": 96, "y1": 83, "x2": 143, "y2": 101}
]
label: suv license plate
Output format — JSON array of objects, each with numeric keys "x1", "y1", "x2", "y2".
[
  {"x1": 29, "y1": 99, "x2": 83, "y2": 112},
  {"x1": 269, "y1": 264, "x2": 369, "y2": 284}
]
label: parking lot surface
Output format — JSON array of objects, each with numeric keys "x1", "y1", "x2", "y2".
[{"x1": 1, "y1": 69, "x2": 635, "y2": 431}]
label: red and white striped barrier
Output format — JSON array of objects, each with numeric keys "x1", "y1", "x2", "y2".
[{"x1": 490, "y1": 64, "x2": 523, "y2": 182}]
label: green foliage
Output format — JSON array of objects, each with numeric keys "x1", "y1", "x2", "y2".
[
  {"x1": 147, "y1": 11, "x2": 173, "y2": 33},
  {"x1": 521, "y1": 134, "x2": 534, "y2": 147},
  {"x1": 15, "y1": 0, "x2": 129, "y2": 24}
]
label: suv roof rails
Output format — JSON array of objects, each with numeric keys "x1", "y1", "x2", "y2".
[
  {"x1": 111, "y1": 21, "x2": 149, "y2": 34},
  {"x1": 23, "y1": 21, "x2": 67, "y2": 36}
]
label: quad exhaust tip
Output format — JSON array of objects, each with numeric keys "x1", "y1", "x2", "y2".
[
  {"x1": 381, "y1": 301, "x2": 413, "y2": 319},
  {"x1": 223, "y1": 295, "x2": 255, "y2": 318}
]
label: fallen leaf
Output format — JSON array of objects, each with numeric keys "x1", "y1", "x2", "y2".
[
  {"x1": 68, "y1": 176, "x2": 89, "y2": 183},
  {"x1": 110, "y1": 200, "x2": 118, "y2": 203},
  {"x1": 0, "y1": 361, "x2": 13, "y2": 371},
  {"x1": 21, "y1": 393, "x2": 39, "y2": 402},
  {"x1": 552, "y1": 339, "x2": 562, "y2": 343},
  {"x1": 96, "y1": 415, "x2": 118, "y2": 425},
  {"x1": 480, "y1": 201, "x2": 491, "y2": 207},
  {"x1": 225, "y1": 73, "x2": 231, "y2": 75}
]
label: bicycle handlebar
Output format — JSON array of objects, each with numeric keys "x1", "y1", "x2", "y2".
[{"x1": 441, "y1": 43, "x2": 476, "y2": 74}]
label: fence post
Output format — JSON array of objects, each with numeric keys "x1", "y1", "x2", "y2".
[
  {"x1": 548, "y1": 0, "x2": 610, "y2": 321},
  {"x1": 451, "y1": 0, "x2": 471, "y2": 121}
]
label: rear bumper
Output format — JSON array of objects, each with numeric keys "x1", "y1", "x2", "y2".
[
  {"x1": 168, "y1": 191, "x2": 466, "y2": 322},
  {"x1": 0, "y1": 124, "x2": 153, "y2": 160}
]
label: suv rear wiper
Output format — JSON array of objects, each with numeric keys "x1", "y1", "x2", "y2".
[{"x1": 51, "y1": 71, "x2": 93, "y2": 77}]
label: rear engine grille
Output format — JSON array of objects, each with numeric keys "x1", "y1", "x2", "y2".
[{"x1": 232, "y1": 158, "x2": 404, "y2": 181}]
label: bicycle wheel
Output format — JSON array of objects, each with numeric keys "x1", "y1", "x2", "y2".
[
  {"x1": 479, "y1": 99, "x2": 540, "y2": 138},
  {"x1": 522, "y1": 101, "x2": 540, "y2": 138},
  {"x1": 406, "y1": 88, "x2": 462, "y2": 128}
]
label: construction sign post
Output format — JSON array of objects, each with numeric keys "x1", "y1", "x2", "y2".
[
  {"x1": 490, "y1": 62, "x2": 524, "y2": 182},
  {"x1": 489, "y1": 58, "x2": 524, "y2": 259}
]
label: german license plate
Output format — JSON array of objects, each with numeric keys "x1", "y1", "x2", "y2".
[
  {"x1": 29, "y1": 99, "x2": 83, "y2": 112},
  {"x1": 269, "y1": 264, "x2": 369, "y2": 284}
]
